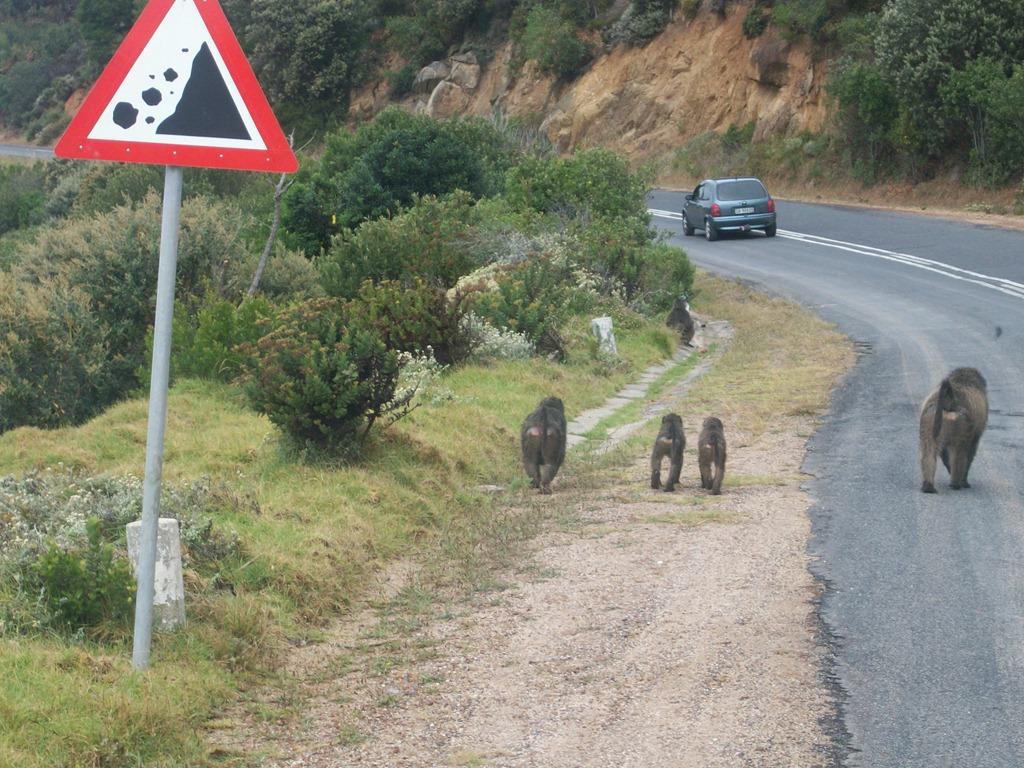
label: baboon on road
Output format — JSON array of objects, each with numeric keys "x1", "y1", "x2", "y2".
[
  {"x1": 919, "y1": 367, "x2": 988, "y2": 493},
  {"x1": 521, "y1": 396, "x2": 567, "y2": 494},
  {"x1": 650, "y1": 414, "x2": 685, "y2": 491},
  {"x1": 698, "y1": 417, "x2": 727, "y2": 495}
]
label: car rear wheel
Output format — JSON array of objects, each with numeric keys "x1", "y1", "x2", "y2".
[
  {"x1": 704, "y1": 218, "x2": 718, "y2": 241},
  {"x1": 765, "y1": 223, "x2": 777, "y2": 237},
  {"x1": 682, "y1": 215, "x2": 694, "y2": 236}
]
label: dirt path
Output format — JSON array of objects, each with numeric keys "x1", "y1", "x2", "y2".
[{"x1": 213, "y1": 431, "x2": 835, "y2": 766}]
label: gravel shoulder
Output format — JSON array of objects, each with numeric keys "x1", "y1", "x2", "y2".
[{"x1": 212, "y1": 420, "x2": 835, "y2": 767}]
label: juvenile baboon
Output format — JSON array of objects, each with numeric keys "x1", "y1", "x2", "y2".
[
  {"x1": 650, "y1": 413, "x2": 685, "y2": 491},
  {"x1": 919, "y1": 367, "x2": 988, "y2": 493},
  {"x1": 521, "y1": 396, "x2": 567, "y2": 494},
  {"x1": 666, "y1": 295, "x2": 696, "y2": 346},
  {"x1": 698, "y1": 416, "x2": 727, "y2": 495}
]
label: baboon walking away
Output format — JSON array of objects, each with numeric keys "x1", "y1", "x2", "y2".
[
  {"x1": 650, "y1": 413, "x2": 685, "y2": 491},
  {"x1": 919, "y1": 367, "x2": 988, "y2": 493},
  {"x1": 698, "y1": 416, "x2": 726, "y2": 495},
  {"x1": 521, "y1": 396, "x2": 567, "y2": 494}
]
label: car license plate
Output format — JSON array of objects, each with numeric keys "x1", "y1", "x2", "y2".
[{"x1": 734, "y1": 206, "x2": 754, "y2": 214}]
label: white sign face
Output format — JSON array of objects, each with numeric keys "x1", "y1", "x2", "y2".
[{"x1": 87, "y1": 0, "x2": 266, "y2": 150}]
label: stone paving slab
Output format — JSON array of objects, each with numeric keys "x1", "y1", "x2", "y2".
[{"x1": 565, "y1": 318, "x2": 733, "y2": 450}]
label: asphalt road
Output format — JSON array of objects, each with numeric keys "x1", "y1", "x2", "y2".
[
  {"x1": 0, "y1": 143, "x2": 55, "y2": 160},
  {"x1": 649, "y1": 191, "x2": 1024, "y2": 767}
]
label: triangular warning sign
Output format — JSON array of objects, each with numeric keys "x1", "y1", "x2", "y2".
[{"x1": 55, "y1": 0, "x2": 297, "y2": 172}]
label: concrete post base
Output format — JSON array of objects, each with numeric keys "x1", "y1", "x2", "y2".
[{"x1": 127, "y1": 518, "x2": 186, "y2": 631}]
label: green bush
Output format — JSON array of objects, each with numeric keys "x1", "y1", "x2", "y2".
[
  {"x1": 283, "y1": 110, "x2": 513, "y2": 250},
  {"x1": 505, "y1": 148, "x2": 651, "y2": 227},
  {"x1": 384, "y1": 0, "x2": 484, "y2": 62},
  {"x1": 470, "y1": 257, "x2": 571, "y2": 355},
  {"x1": 742, "y1": 3, "x2": 771, "y2": 38},
  {"x1": 721, "y1": 121, "x2": 755, "y2": 152},
  {"x1": 319, "y1": 192, "x2": 481, "y2": 299},
  {"x1": 604, "y1": 3, "x2": 673, "y2": 47},
  {"x1": 0, "y1": 163, "x2": 46, "y2": 236},
  {"x1": 34, "y1": 518, "x2": 135, "y2": 633},
  {"x1": 246, "y1": 299, "x2": 405, "y2": 457},
  {"x1": 69, "y1": 163, "x2": 164, "y2": 216},
  {"x1": 636, "y1": 242, "x2": 696, "y2": 312},
  {"x1": 520, "y1": 5, "x2": 590, "y2": 78},
  {"x1": 230, "y1": 0, "x2": 373, "y2": 125},
  {"x1": 386, "y1": 64, "x2": 418, "y2": 97},
  {"x1": 0, "y1": 274, "x2": 119, "y2": 431},
  {"x1": 941, "y1": 59, "x2": 1024, "y2": 186},
  {"x1": 5, "y1": 193, "x2": 258, "y2": 427},
  {"x1": 829, "y1": 59, "x2": 898, "y2": 181},
  {"x1": 346, "y1": 279, "x2": 475, "y2": 366},
  {"x1": 23, "y1": 192, "x2": 255, "y2": 365},
  {"x1": 772, "y1": 0, "x2": 830, "y2": 40},
  {"x1": 876, "y1": 0, "x2": 1024, "y2": 165},
  {"x1": 171, "y1": 297, "x2": 279, "y2": 383}
]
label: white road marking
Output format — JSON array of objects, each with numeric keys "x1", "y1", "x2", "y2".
[{"x1": 648, "y1": 208, "x2": 1024, "y2": 302}]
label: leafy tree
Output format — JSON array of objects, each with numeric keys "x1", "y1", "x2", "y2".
[
  {"x1": 235, "y1": 0, "x2": 375, "y2": 125},
  {"x1": 283, "y1": 110, "x2": 512, "y2": 252},
  {"x1": 875, "y1": 0, "x2": 1024, "y2": 162},
  {"x1": 385, "y1": 0, "x2": 485, "y2": 62},
  {"x1": 505, "y1": 148, "x2": 651, "y2": 230},
  {"x1": 74, "y1": 0, "x2": 135, "y2": 65},
  {"x1": 829, "y1": 59, "x2": 898, "y2": 180},
  {"x1": 942, "y1": 60, "x2": 1024, "y2": 185},
  {"x1": 318, "y1": 192, "x2": 481, "y2": 298}
]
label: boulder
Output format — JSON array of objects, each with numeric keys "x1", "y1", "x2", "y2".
[
  {"x1": 426, "y1": 80, "x2": 472, "y2": 119},
  {"x1": 450, "y1": 52, "x2": 481, "y2": 90},
  {"x1": 413, "y1": 60, "x2": 451, "y2": 94}
]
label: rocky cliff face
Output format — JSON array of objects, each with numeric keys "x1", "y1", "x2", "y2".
[{"x1": 349, "y1": 3, "x2": 830, "y2": 160}]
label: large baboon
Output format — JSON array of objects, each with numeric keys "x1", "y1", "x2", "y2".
[
  {"x1": 698, "y1": 416, "x2": 727, "y2": 495},
  {"x1": 666, "y1": 295, "x2": 696, "y2": 346},
  {"x1": 521, "y1": 396, "x2": 567, "y2": 494},
  {"x1": 919, "y1": 367, "x2": 988, "y2": 493},
  {"x1": 650, "y1": 413, "x2": 685, "y2": 491}
]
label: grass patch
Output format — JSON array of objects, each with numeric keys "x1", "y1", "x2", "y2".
[
  {"x1": 685, "y1": 273, "x2": 853, "y2": 438},
  {"x1": 0, "y1": 310, "x2": 676, "y2": 767}
]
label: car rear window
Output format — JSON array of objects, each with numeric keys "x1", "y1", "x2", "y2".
[{"x1": 716, "y1": 180, "x2": 767, "y2": 201}]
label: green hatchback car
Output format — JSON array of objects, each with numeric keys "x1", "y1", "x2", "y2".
[{"x1": 682, "y1": 177, "x2": 777, "y2": 241}]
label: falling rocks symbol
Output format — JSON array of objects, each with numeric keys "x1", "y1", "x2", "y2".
[{"x1": 157, "y1": 42, "x2": 250, "y2": 140}]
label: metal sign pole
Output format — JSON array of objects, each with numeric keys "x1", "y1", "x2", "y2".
[{"x1": 132, "y1": 165, "x2": 183, "y2": 670}]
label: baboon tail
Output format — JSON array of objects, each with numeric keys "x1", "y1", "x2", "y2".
[
  {"x1": 934, "y1": 378, "x2": 955, "y2": 439},
  {"x1": 714, "y1": 439, "x2": 726, "y2": 470}
]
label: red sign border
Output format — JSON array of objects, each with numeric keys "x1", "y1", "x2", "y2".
[{"x1": 55, "y1": 0, "x2": 297, "y2": 173}]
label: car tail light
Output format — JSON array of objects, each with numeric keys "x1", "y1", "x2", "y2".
[
  {"x1": 710, "y1": 203, "x2": 721, "y2": 217},
  {"x1": 767, "y1": 198, "x2": 775, "y2": 213}
]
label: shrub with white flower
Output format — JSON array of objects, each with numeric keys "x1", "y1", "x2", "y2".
[{"x1": 460, "y1": 313, "x2": 535, "y2": 361}]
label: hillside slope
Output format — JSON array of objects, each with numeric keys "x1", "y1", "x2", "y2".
[{"x1": 351, "y1": 3, "x2": 828, "y2": 159}]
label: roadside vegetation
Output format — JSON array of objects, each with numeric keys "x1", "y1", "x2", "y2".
[
  {"x1": 674, "y1": 0, "x2": 1024, "y2": 202},
  {"x1": 0, "y1": 107, "x2": 695, "y2": 766}
]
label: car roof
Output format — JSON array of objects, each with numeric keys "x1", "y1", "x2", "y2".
[{"x1": 703, "y1": 177, "x2": 765, "y2": 184}]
